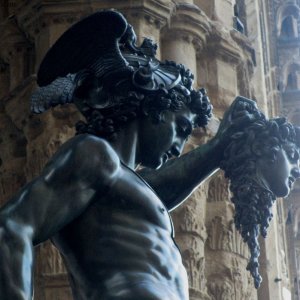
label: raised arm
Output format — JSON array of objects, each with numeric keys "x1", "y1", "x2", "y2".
[
  {"x1": 139, "y1": 134, "x2": 221, "y2": 210},
  {"x1": 0, "y1": 134, "x2": 120, "y2": 300},
  {"x1": 139, "y1": 97, "x2": 261, "y2": 211}
]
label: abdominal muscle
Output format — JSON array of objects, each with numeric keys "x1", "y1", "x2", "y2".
[{"x1": 52, "y1": 202, "x2": 189, "y2": 300}]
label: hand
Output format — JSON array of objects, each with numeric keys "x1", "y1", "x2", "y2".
[{"x1": 214, "y1": 96, "x2": 266, "y2": 147}]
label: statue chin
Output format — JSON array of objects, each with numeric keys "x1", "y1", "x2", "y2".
[
  {"x1": 273, "y1": 186, "x2": 290, "y2": 198},
  {"x1": 255, "y1": 177, "x2": 289, "y2": 198},
  {"x1": 259, "y1": 176, "x2": 291, "y2": 198}
]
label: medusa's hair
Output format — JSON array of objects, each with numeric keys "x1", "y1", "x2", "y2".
[{"x1": 220, "y1": 117, "x2": 300, "y2": 288}]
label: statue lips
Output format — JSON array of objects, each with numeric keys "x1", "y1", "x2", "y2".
[
  {"x1": 162, "y1": 151, "x2": 173, "y2": 164},
  {"x1": 162, "y1": 153, "x2": 169, "y2": 164},
  {"x1": 288, "y1": 176, "x2": 296, "y2": 189},
  {"x1": 166, "y1": 151, "x2": 173, "y2": 159},
  {"x1": 164, "y1": 146, "x2": 181, "y2": 162}
]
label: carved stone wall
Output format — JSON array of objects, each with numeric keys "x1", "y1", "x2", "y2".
[{"x1": 0, "y1": 0, "x2": 291, "y2": 299}]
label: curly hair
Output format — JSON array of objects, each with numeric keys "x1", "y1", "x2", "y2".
[
  {"x1": 74, "y1": 64, "x2": 212, "y2": 139},
  {"x1": 220, "y1": 117, "x2": 299, "y2": 288}
]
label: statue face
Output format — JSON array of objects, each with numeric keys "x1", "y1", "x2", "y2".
[
  {"x1": 256, "y1": 143, "x2": 300, "y2": 197},
  {"x1": 138, "y1": 108, "x2": 195, "y2": 169}
]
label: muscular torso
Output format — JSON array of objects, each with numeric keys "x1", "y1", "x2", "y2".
[{"x1": 52, "y1": 162, "x2": 189, "y2": 300}]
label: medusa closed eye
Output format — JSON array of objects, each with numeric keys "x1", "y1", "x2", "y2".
[{"x1": 284, "y1": 145, "x2": 300, "y2": 163}]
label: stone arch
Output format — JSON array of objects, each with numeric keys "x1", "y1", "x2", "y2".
[
  {"x1": 277, "y1": 4, "x2": 300, "y2": 38},
  {"x1": 282, "y1": 62, "x2": 300, "y2": 91}
]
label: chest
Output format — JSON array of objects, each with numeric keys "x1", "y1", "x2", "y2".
[{"x1": 98, "y1": 166, "x2": 173, "y2": 233}]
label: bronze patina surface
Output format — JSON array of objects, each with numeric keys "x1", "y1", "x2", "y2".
[{"x1": 0, "y1": 10, "x2": 299, "y2": 299}]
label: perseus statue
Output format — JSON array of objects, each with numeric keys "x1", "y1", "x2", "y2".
[{"x1": 0, "y1": 10, "x2": 299, "y2": 299}]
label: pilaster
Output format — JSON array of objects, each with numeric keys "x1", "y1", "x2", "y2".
[
  {"x1": 161, "y1": 3, "x2": 211, "y2": 84},
  {"x1": 202, "y1": 24, "x2": 242, "y2": 116},
  {"x1": 205, "y1": 171, "x2": 257, "y2": 300}
]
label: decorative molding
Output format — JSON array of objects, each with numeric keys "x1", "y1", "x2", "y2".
[
  {"x1": 207, "y1": 171, "x2": 230, "y2": 202},
  {"x1": 124, "y1": 0, "x2": 171, "y2": 29},
  {"x1": 207, "y1": 278, "x2": 234, "y2": 300},
  {"x1": 175, "y1": 200, "x2": 207, "y2": 238},
  {"x1": 182, "y1": 248, "x2": 205, "y2": 290},
  {"x1": 207, "y1": 258, "x2": 255, "y2": 300},
  {"x1": 16, "y1": 0, "x2": 171, "y2": 39},
  {"x1": 207, "y1": 216, "x2": 250, "y2": 258}
]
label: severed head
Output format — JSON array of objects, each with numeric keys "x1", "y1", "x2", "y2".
[{"x1": 220, "y1": 100, "x2": 300, "y2": 288}]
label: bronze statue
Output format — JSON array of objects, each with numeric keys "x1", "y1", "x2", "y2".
[{"x1": 0, "y1": 10, "x2": 299, "y2": 299}]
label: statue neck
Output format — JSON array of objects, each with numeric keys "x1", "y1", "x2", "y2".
[{"x1": 109, "y1": 120, "x2": 139, "y2": 169}]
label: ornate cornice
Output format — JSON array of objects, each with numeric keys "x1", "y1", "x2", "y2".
[
  {"x1": 15, "y1": 0, "x2": 171, "y2": 39},
  {"x1": 114, "y1": 0, "x2": 171, "y2": 29},
  {"x1": 16, "y1": 1, "x2": 86, "y2": 40}
]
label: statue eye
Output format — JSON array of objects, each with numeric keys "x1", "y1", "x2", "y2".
[{"x1": 177, "y1": 117, "x2": 193, "y2": 138}]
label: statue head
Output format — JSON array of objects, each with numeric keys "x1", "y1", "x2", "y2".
[
  {"x1": 31, "y1": 10, "x2": 212, "y2": 140},
  {"x1": 73, "y1": 36, "x2": 212, "y2": 140},
  {"x1": 220, "y1": 115, "x2": 300, "y2": 288}
]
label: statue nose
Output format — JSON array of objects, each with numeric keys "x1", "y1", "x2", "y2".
[
  {"x1": 291, "y1": 167, "x2": 300, "y2": 179},
  {"x1": 171, "y1": 144, "x2": 183, "y2": 157}
]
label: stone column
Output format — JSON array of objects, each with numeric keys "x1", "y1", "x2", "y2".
[
  {"x1": 243, "y1": 0, "x2": 268, "y2": 112},
  {"x1": 198, "y1": 12, "x2": 259, "y2": 299},
  {"x1": 171, "y1": 139, "x2": 211, "y2": 300},
  {"x1": 160, "y1": 4, "x2": 212, "y2": 299},
  {"x1": 205, "y1": 172, "x2": 257, "y2": 300},
  {"x1": 161, "y1": 3, "x2": 210, "y2": 84},
  {"x1": 201, "y1": 25, "x2": 242, "y2": 117},
  {"x1": 121, "y1": 1, "x2": 171, "y2": 59}
]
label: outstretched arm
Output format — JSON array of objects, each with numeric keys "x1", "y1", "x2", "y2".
[
  {"x1": 0, "y1": 134, "x2": 120, "y2": 300},
  {"x1": 139, "y1": 97, "x2": 261, "y2": 211},
  {"x1": 139, "y1": 133, "x2": 221, "y2": 210}
]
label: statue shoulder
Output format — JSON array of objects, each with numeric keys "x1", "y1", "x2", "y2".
[
  {"x1": 73, "y1": 133, "x2": 120, "y2": 172},
  {"x1": 46, "y1": 134, "x2": 121, "y2": 184}
]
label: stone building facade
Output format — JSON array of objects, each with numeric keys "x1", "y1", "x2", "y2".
[{"x1": 0, "y1": 0, "x2": 298, "y2": 299}]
